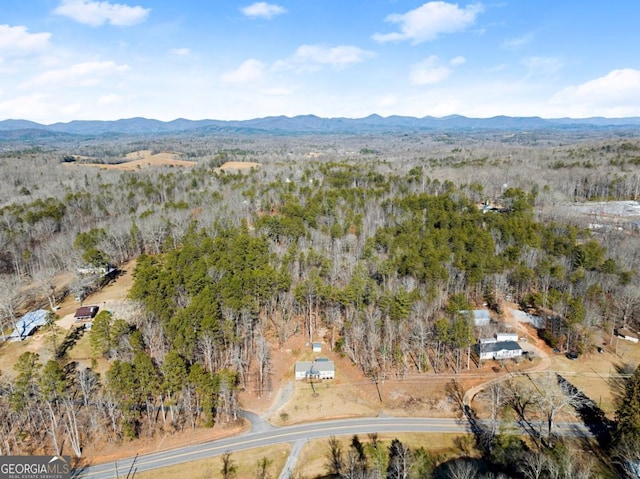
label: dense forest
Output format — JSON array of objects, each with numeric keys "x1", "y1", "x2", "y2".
[{"x1": 1, "y1": 129, "x2": 640, "y2": 476}]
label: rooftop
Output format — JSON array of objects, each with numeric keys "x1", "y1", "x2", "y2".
[{"x1": 477, "y1": 340, "x2": 522, "y2": 353}]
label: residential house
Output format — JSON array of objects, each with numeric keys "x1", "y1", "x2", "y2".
[
  {"x1": 8, "y1": 310, "x2": 49, "y2": 341},
  {"x1": 294, "y1": 359, "x2": 335, "y2": 380},
  {"x1": 476, "y1": 340, "x2": 524, "y2": 361},
  {"x1": 74, "y1": 305, "x2": 99, "y2": 321}
]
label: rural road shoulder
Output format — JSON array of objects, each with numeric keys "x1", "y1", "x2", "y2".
[{"x1": 73, "y1": 416, "x2": 590, "y2": 479}]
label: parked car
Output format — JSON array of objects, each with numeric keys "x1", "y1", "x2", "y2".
[{"x1": 566, "y1": 352, "x2": 579, "y2": 360}]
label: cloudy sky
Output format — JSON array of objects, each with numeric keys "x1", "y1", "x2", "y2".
[{"x1": 2, "y1": 0, "x2": 640, "y2": 123}]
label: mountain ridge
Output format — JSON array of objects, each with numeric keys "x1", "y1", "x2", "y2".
[{"x1": 1, "y1": 114, "x2": 639, "y2": 137}]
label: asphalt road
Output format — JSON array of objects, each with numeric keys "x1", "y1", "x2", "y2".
[{"x1": 73, "y1": 417, "x2": 590, "y2": 479}]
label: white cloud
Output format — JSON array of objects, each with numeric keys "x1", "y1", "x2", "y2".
[
  {"x1": 373, "y1": 1, "x2": 483, "y2": 44},
  {"x1": 169, "y1": 48, "x2": 191, "y2": 56},
  {"x1": 22, "y1": 61, "x2": 130, "y2": 89},
  {"x1": 502, "y1": 32, "x2": 535, "y2": 49},
  {"x1": 409, "y1": 55, "x2": 465, "y2": 85},
  {"x1": 98, "y1": 93, "x2": 123, "y2": 105},
  {"x1": 551, "y1": 69, "x2": 640, "y2": 115},
  {"x1": 53, "y1": 0, "x2": 150, "y2": 26},
  {"x1": 0, "y1": 93, "x2": 52, "y2": 121},
  {"x1": 274, "y1": 44, "x2": 374, "y2": 72},
  {"x1": 221, "y1": 59, "x2": 265, "y2": 85},
  {"x1": 522, "y1": 56, "x2": 563, "y2": 76},
  {"x1": 378, "y1": 95, "x2": 399, "y2": 108},
  {"x1": 410, "y1": 56, "x2": 452, "y2": 85},
  {"x1": 0, "y1": 25, "x2": 51, "y2": 56},
  {"x1": 241, "y1": 2, "x2": 286, "y2": 19},
  {"x1": 260, "y1": 87, "x2": 292, "y2": 96}
]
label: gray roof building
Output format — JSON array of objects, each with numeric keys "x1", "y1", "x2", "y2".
[
  {"x1": 476, "y1": 340, "x2": 523, "y2": 360},
  {"x1": 295, "y1": 360, "x2": 335, "y2": 380}
]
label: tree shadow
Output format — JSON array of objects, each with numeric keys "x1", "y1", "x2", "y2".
[
  {"x1": 608, "y1": 362, "x2": 635, "y2": 407},
  {"x1": 56, "y1": 326, "x2": 85, "y2": 360},
  {"x1": 555, "y1": 373, "x2": 613, "y2": 449},
  {"x1": 447, "y1": 380, "x2": 493, "y2": 456}
]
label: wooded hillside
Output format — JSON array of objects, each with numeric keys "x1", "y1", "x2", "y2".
[{"x1": 0, "y1": 130, "x2": 639, "y2": 468}]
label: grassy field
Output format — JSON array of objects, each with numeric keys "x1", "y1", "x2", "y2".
[
  {"x1": 63, "y1": 150, "x2": 197, "y2": 171},
  {"x1": 133, "y1": 444, "x2": 290, "y2": 479}
]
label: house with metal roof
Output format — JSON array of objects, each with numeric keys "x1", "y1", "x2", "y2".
[
  {"x1": 294, "y1": 359, "x2": 335, "y2": 380},
  {"x1": 74, "y1": 305, "x2": 99, "y2": 321},
  {"x1": 8, "y1": 310, "x2": 49, "y2": 341},
  {"x1": 476, "y1": 340, "x2": 523, "y2": 361},
  {"x1": 461, "y1": 309, "x2": 491, "y2": 327}
]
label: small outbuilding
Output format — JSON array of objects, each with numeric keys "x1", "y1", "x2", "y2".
[
  {"x1": 294, "y1": 360, "x2": 335, "y2": 380},
  {"x1": 496, "y1": 332, "x2": 518, "y2": 342},
  {"x1": 74, "y1": 305, "x2": 99, "y2": 321},
  {"x1": 461, "y1": 309, "x2": 491, "y2": 327},
  {"x1": 476, "y1": 340, "x2": 524, "y2": 361},
  {"x1": 312, "y1": 342, "x2": 322, "y2": 352},
  {"x1": 616, "y1": 328, "x2": 639, "y2": 344}
]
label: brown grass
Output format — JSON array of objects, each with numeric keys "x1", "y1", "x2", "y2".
[
  {"x1": 294, "y1": 433, "x2": 469, "y2": 478},
  {"x1": 218, "y1": 161, "x2": 261, "y2": 171},
  {"x1": 63, "y1": 150, "x2": 196, "y2": 171},
  {"x1": 133, "y1": 444, "x2": 290, "y2": 479}
]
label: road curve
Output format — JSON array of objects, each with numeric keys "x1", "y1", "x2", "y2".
[{"x1": 73, "y1": 416, "x2": 589, "y2": 479}]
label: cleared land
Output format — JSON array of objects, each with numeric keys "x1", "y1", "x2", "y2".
[{"x1": 63, "y1": 150, "x2": 197, "y2": 170}]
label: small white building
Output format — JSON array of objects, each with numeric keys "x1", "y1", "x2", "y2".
[
  {"x1": 294, "y1": 360, "x2": 335, "y2": 380},
  {"x1": 617, "y1": 328, "x2": 639, "y2": 344},
  {"x1": 496, "y1": 332, "x2": 518, "y2": 342},
  {"x1": 476, "y1": 341, "x2": 524, "y2": 361},
  {"x1": 312, "y1": 342, "x2": 322, "y2": 352}
]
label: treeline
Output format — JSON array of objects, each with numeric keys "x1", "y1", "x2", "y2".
[{"x1": 1, "y1": 134, "x2": 640, "y2": 458}]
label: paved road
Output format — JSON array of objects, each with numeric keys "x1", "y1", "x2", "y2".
[{"x1": 73, "y1": 417, "x2": 590, "y2": 478}]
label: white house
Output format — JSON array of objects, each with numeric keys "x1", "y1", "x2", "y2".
[
  {"x1": 294, "y1": 360, "x2": 335, "y2": 380},
  {"x1": 476, "y1": 341, "x2": 523, "y2": 361}
]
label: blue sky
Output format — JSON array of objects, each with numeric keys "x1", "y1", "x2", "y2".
[{"x1": 1, "y1": 0, "x2": 640, "y2": 123}]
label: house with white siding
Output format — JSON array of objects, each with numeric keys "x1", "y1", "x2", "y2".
[
  {"x1": 476, "y1": 340, "x2": 523, "y2": 361},
  {"x1": 294, "y1": 359, "x2": 335, "y2": 380}
]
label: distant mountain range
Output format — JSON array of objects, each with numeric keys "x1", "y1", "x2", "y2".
[{"x1": 1, "y1": 114, "x2": 639, "y2": 138}]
